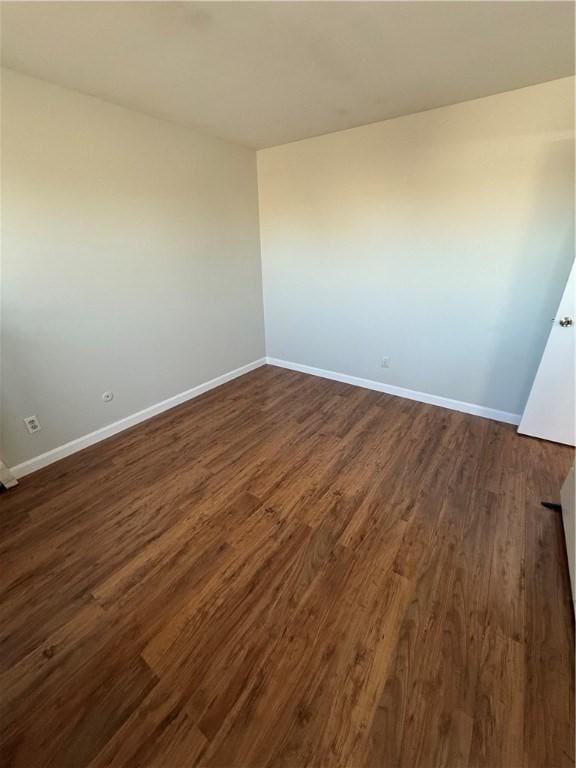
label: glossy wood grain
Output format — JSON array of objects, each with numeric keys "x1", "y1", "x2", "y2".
[{"x1": 1, "y1": 365, "x2": 573, "y2": 768}]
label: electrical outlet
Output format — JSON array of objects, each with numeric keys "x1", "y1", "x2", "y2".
[
  {"x1": 102, "y1": 391, "x2": 114, "y2": 403},
  {"x1": 24, "y1": 415, "x2": 41, "y2": 434},
  {"x1": 380, "y1": 357, "x2": 391, "y2": 368}
]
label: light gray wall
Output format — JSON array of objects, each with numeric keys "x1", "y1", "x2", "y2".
[
  {"x1": 1, "y1": 69, "x2": 265, "y2": 467},
  {"x1": 258, "y1": 78, "x2": 575, "y2": 416}
]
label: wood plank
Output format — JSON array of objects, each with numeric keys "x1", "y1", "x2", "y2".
[{"x1": 0, "y1": 366, "x2": 573, "y2": 768}]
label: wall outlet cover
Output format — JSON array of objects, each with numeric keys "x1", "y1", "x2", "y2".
[{"x1": 24, "y1": 415, "x2": 41, "y2": 434}]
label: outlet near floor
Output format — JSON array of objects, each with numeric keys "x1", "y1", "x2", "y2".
[{"x1": 23, "y1": 415, "x2": 41, "y2": 434}]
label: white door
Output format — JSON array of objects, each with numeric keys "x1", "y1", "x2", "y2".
[{"x1": 518, "y1": 262, "x2": 575, "y2": 446}]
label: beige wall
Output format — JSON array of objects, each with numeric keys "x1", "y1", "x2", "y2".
[
  {"x1": 1, "y1": 69, "x2": 265, "y2": 467},
  {"x1": 3, "y1": 71, "x2": 573, "y2": 469},
  {"x1": 258, "y1": 78, "x2": 574, "y2": 417}
]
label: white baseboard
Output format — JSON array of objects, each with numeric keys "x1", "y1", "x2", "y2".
[
  {"x1": 10, "y1": 358, "x2": 267, "y2": 479},
  {"x1": 0, "y1": 461, "x2": 19, "y2": 489},
  {"x1": 10, "y1": 355, "x2": 520, "y2": 480},
  {"x1": 266, "y1": 357, "x2": 521, "y2": 426}
]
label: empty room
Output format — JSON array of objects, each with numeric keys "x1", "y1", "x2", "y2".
[{"x1": 0, "y1": 1, "x2": 574, "y2": 766}]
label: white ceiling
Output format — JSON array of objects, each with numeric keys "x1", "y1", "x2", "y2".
[{"x1": 2, "y1": 1, "x2": 574, "y2": 149}]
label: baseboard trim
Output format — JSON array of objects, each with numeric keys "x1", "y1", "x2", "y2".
[
  {"x1": 0, "y1": 461, "x2": 19, "y2": 489},
  {"x1": 10, "y1": 358, "x2": 267, "y2": 479},
  {"x1": 266, "y1": 357, "x2": 521, "y2": 426},
  {"x1": 10, "y1": 355, "x2": 520, "y2": 479}
]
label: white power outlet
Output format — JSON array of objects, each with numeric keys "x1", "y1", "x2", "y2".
[
  {"x1": 24, "y1": 415, "x2": 41, "y2": 434},
  {"x1": 380, "y1": 357, "x2": 391, "y2": 369}
]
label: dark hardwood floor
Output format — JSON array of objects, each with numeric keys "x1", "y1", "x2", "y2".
[{"x1": 0, "y1": 365, "x2": 574, "y2": 768}]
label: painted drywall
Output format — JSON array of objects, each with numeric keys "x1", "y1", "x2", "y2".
[
  {"x1": 1, "y1": 69, "x2": 265, "y2": 467},
  {"x1": 258, "y1": 78, "x2": 575, "y2": 416},
  {"x1": 2, "y1": 2, "x2": 574, "y2": 148}
]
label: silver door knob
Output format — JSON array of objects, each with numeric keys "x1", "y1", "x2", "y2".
[{"x1": 559, "y1": 317, "x2": 573, "y2": 327}]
